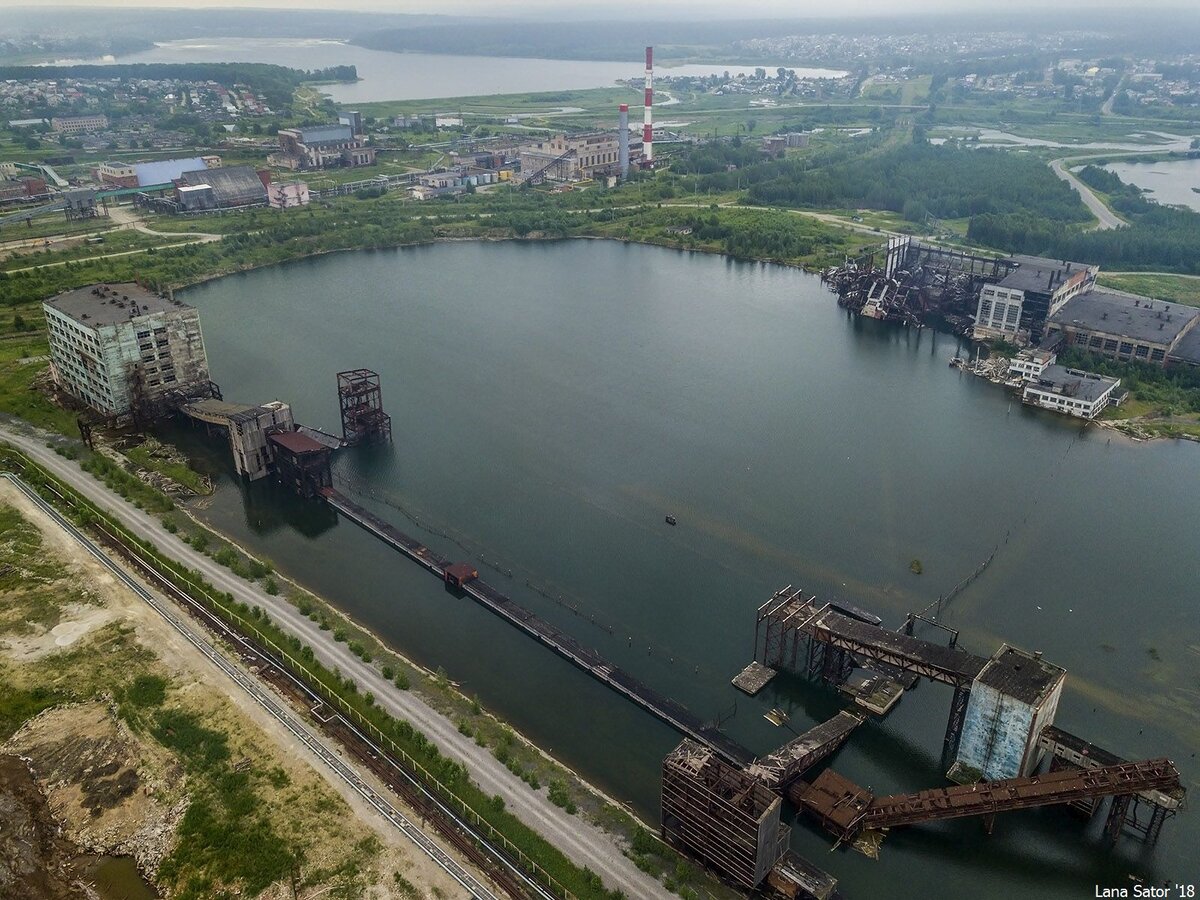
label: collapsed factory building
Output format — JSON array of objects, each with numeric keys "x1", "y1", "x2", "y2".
[
  {"x1": 43, "y1": 282, "x2": 213, "y2": 420},
  {"x1": 822, "y1": 237, "x2": 1096, "y2": 342},
  {"x1": 42, "y1": 282, "x2": 387, "y2": 499},
  {"x1": 651, "y1": 586, "x2": 1185, "y2": 899},
  {"x1": 823, "y1": 236, "x2": 1200, "y2": 369}
]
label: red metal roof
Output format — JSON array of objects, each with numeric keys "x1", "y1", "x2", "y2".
[{"x1": 268, "y1": 430, "x2": 327, "y2": 454}]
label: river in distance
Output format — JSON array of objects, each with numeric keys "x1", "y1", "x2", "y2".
[
  {"x1": 173, "y1": 240, "x2": 1200, "y2": 898},
  {"x1": 54, "y1": 38, "x2": 847, "y2": 104},
  {"x1": 1104, "y1": 157, "x2": 1200, "y2": 213}
]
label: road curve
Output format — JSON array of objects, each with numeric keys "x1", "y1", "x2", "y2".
[
  {"x1": 0, "y1": 420, "x2": 669, "y2": 900},
  {"x1": 1050, "y1": 157, "x2": 1127, "y2": 230}
]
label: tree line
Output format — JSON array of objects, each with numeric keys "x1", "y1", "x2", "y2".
[
  {"x1": 969, "y1": 166, "x2": 1200, "y2": 273},
  {"x1": 745, "y1": 140, "x2": 1090, "y2": 224}
]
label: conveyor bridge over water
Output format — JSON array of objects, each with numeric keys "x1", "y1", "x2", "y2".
[
  {"x1": 756, "y1": 586, "x2": 987, "y2": 688},
  {"x1": 745, "y1": 711, "x2": 865, "y2": 791},
  {"x1": 322, "y1": 489, "x2": 754, "y2": 766},
  {"x1": 790, "y1": 757, "x2": 1183, "y2": 843},
  {"x1": 754, "y1": 585, "x2": 989, "y2": 756}
]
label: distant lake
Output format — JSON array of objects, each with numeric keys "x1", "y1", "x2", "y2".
[
  {"x1": 933, "y1": 127, "x2": 1196, "y2": 153},
  {"x1": 53, "y1": 38, "x2": 847, "y2": 104},
  {"x1": 1104, "y1": 157, "x2": 1200, "y2": 212}
]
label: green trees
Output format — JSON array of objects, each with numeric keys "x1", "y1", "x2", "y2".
[
  {"x1": 745, "y1": 141, "x2": 1089, "y2": 225},
  {"x1": 969, "y1": 173, "x2": 1200, "y2": 273}
]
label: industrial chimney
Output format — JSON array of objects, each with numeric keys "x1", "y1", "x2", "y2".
[
  {"x1": 643, "y1": 46, "x2": 654, "y2": 165},
  {"x1": 618, "y1": 104, "x2": 630, "y2": 180}
]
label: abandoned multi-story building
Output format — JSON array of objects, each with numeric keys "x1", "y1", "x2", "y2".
[
  {"x1": 43, "y1": 283, "x2": 211, "y2": 417},
  {"x1": 271, "y1": 124, "x2": 376, "y2": 170},
  {"x1": 518, "y1": 132, "x2": 631, "y2": 182}
]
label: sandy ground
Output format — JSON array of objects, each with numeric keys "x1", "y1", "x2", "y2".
[
  {"x1": 7, "y1": 702, "x2": 180, "y2": 872},
  {"x1": 0, "y1": 479, "x2": 485, "y2": 899}
]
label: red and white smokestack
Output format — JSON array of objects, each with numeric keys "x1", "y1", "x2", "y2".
[
  {"x1": 618, "y1": 103, "x2": 630, "y2": 179},
  {"x1": 643, "y1": 45, "x2": 654, "y2": 164}
]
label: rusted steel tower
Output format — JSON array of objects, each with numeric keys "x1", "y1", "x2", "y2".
[{"x1": 337, "y1": 369, "x2": 392, "y2": 445}]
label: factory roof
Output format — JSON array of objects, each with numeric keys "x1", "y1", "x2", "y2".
[
  {"x1": 1029, "y1": 365, "x2": 1120, "y2": 403},
  {"x1": 133, "y1": 157, "x2": 208, "y2": 187},
  {"x1": 178, "y1": 165, "x2": 266, "y2": 206},
  {"x1": 1049, "y1": 289, "x2": 1200, "y2": 346},
  {"x1": 268, "y1": 430, "x2": 328, "y2": 454},
  {"x1": 1168, "y1": 319, "x2": 1200, "y2": 366},
  {"x1": 297, "y1": 124, "x2": 353, "y2": 144},
  {"x1": 1018, "y1": 347, "x2": 1057, "y2": 364},
  {"x1": 976, "y1": 644, "x2": 1064, "y2": 704},
  {"x1": 44, "y1": 283, "x2": 191, "y2": 327},
  {"x1": 997, "y1": 256, "x2": 1090, "y2": 296}
]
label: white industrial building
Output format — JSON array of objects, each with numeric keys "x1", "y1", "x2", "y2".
[
  {"x1": 1008, "y1": 348, "x2": 1056, "y2": 381},
  {"x1": 972, "y1": 256, "x2": 1097, "y2": 345},
  {"x1": 1021, "y1": 364, "x2": 1121, "y2": 420},
  {"x1": 43, "y1": 283, "x2": 210, "y2": 417},
  {"x1": 518, "y1": 132, "x2": 629, "y2": 182},
  {"x1": 268, "y1": 180, "x2": 310, "y2": 209},
  {"x1": 973, "y1": 283, "x2": 1026, "y2": 343}
]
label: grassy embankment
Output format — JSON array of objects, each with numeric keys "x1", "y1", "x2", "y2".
[
  {"x1": 3, "y1": 445, "x2": 737, "y2": 900},
  {"x1": 1, "y1": 228, "x2": 200, "y2": 273},
  {"x1": 0, "y1": 502, "x2": 388, "y2": 900}
]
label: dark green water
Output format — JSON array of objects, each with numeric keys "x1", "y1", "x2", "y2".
[
  {"x1": 75, "y1": 855, "x2": 158, "y2": 900},
  {"x1": 178, "y1": 240, "x2": 1200, "y2": 898}
]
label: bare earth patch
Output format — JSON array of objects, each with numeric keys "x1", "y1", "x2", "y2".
[{"x1": 0, "y1": 480, "x2": 486, "y2": 898}]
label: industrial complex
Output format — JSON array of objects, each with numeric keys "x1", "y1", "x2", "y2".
[
  {"x1": 823, "y1": 236, "x2": 1200, "y2": 421},
  {"x1": 25, "y1": 271, "x2": 1194, "y2": 898},
  {"x1": 1, "y1": 32, "x2": 1194, "y2": 900},
  {"x1": 298, "y1": 490, "x2": 1189, "y2": 900}
]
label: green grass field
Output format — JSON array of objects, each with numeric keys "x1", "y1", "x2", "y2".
[{"x1": 1097, "y1": 272, "x2": 1200, "y2": 307}]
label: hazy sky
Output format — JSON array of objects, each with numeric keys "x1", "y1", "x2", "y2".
[{"x1": 1, "y1": 0, "x2": 1185, "y2": 15}]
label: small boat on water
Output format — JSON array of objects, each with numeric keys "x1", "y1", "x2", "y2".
[
  {"x1": 665, "y1": 515, "x2": 677, "y2": 526},
  {"x1": 949, "y1": 356, "x2": 966, "y2": 368}
]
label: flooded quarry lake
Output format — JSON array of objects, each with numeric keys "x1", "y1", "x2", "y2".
[{"x1": 177, "y1": 240, "x2": 1200, "y2": 898}]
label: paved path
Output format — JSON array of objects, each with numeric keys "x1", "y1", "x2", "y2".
[
  {"x1": 0, "y1": 420, "x2": 669, "y2": 900},
  {"x1": 1050, "y1": 157, "x2": 1127, "y2": 230},
  {"x1": 0, "y1": 471, "x2": 500, "y2": 900},
  {"x1": 4, "y1": 238, "x2": 214, "y2": 273},
  {"x1": 107, "y1": 203, "x2": 224, "y2": 242}
]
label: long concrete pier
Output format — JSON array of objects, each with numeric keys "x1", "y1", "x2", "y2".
[{"x1": 322, "y1": 489, "x2": 754, "y2": 766}]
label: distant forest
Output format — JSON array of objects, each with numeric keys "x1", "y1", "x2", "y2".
[
  {"x1": 680, "y1": 136, "x2": 1200, "y2": 273},
  {"x1": 684, "y1": 137, "x2": 1089, "y2": 225},
  {"x1": 969, "y1": 165, "x2": 1200, "y2": 273},
  {"x1": 745, "y1": 141, "x2": 1090, "y2": 225}
]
